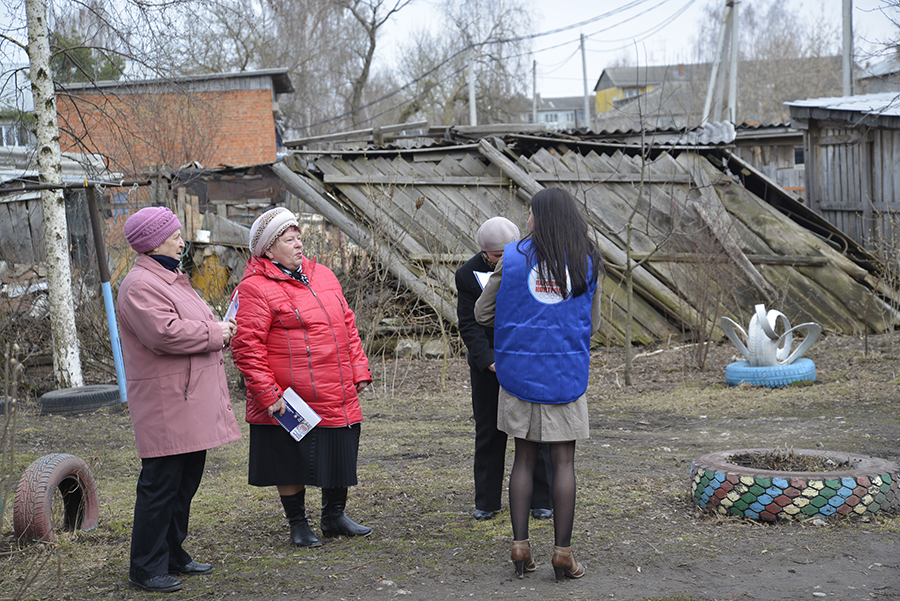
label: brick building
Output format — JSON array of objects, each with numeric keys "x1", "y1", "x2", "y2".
[{"x1": 56, "y1": 69, "x2": 294, "y2": 176}]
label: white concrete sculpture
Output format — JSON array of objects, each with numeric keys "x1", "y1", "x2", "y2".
[{"x1": 721, "y1": 304, "x2": 821, "y2": 367}]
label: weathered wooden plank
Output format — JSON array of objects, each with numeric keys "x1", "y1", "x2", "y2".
[
  {"x1": 0, "y1": 202, "x2": 22, "y2": 264},
  {"x1": 529, "y1": 172, "x2": 691, "y2": 184},
  {"x1": 708, "y1": 157, "x2": 893, "y2": 333},
  {"x1": 445, "y1": 153, "x2": 523, "y2": 233},
  {"x1": 272, "y1": 162, "x2": 457, "y2": 325},
  {"x1": 399, "y1": 157, "x2": 481, "y2": 254},
  {"x1": 28, "y1": 199, "x2": 43, "y2": 264},
  {"x1": 630, "y1": 253, "x2": 827, "y2": 266},
  {"x1": 176, "y1": 187, "x2": 188, "y2": 238},
  {"x1": 9, "y1": 200, "x2": 32, "y2": 265},
  {"x1": 873, "y1": 130, "x2": 884, "y2": 205},
  {"x1": 323, "y1": 174, "x2": 508, "y2": 186},
  {"x1": 894, "y1": 130, "x2": 900, "y2": 205},
  {"x1": 314, "y1": 158, "x2": 428, "y2": 256}
]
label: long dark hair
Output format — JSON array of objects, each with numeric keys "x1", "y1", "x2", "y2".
[{"x1": 519, "y1": 187, "x2": 604, "y2": 298}]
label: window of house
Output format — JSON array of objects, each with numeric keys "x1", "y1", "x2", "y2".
[
  {"x1": 794, "y1": 146, "x2": 805, "y2": 165},
  {"x1": 1, "y1": 122, "x2": 34, "y2": 147},
  {"x1": 542, "y1": 112, "x2": 559, "y2": 123}
]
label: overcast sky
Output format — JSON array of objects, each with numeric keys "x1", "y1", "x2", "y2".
[{"x1": 380, "y1": 0, "x2": 899, "y2": 98}]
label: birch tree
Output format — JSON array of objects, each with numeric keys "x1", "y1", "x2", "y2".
[{"x1": 25, "y1": 0, "x2": 83, "y2": 388}]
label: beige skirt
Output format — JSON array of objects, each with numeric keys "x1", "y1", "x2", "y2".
[{"x1": 497, "y1": 387, "x2": 590, "y2": 442}]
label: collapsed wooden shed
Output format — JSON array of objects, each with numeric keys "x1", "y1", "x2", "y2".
[{"x1": 272, "y1": 125, "x2": 899, "y2": 344}]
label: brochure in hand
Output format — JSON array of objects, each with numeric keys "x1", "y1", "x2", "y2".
[
  {"x1": 223, "y1": 290, "x2": 239, "y2": 322},
  {"x1": 275, "y1": 387, "x2": 322, "y2": 442}
]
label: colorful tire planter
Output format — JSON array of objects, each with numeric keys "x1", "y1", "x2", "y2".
[{"x1": 690, "y1": 448, "x2": 900, "y2": 522}]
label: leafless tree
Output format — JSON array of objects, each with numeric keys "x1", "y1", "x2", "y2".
[{"x1": 395, "y1": 0, "x2": 533, "y2": 126}]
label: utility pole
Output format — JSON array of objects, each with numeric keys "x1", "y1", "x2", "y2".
[
  {"x1": 581, "y1": 34, "x2": 591, "y2": 130},
  {"x1": 532, "y1": 60, "x2": 538, "y2": 125},
  {"x1": 702, "y1": 1, "x2": 740, "y2": 124},
  {"x1": 842, "y1": 0, "x2": 854, "y2": 96},
  {"x1": 726, "y1": 0, "x2": 740, "y2": 123},
  {"x1": 468, "y1": 45, "x2": 477, "y2": 126}
]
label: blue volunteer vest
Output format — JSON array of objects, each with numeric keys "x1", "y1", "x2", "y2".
[{"x1": 494, "y1": 239, "x2": 596, "y2": 404}]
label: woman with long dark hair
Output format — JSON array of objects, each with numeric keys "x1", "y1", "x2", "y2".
[{"x1": 475, "y1": 187, "x2": 604, "y2": 582}]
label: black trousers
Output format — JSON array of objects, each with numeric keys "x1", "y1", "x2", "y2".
[
  {"x1": 130, "y1": 450, "x2": 206, "y2": 581},
  {"x1": 470, "y1": 365, "x2": 553, "y2": 512}
]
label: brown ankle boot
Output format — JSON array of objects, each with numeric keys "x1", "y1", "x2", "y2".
[
  {"x1": 551, "y1": 545, "x2": 585, "y2": 582},
  {"x1": 511, "y1": 539, "x2": 537, "y2": 578}
]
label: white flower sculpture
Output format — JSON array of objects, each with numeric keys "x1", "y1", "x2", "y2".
[{"x1": 721, "y1": 304, "x2": 821, "y2": 367}]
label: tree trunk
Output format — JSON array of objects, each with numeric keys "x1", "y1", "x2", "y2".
[{"x1": 25, "y1": 0, "x2": 83, "y2": 389}]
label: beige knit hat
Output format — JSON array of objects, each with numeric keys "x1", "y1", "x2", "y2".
[{"x1": 249, "y1": 207, "x2": 299, "y2": 256}]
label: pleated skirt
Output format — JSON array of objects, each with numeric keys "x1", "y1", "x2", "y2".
[
  {"x1": 248, "y1": 423, "x2": 360, "y2": 488},
  {"x1": 497, "y1": 388, "x2": 590, "y2": 442}
]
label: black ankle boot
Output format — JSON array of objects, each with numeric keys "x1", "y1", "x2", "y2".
[
  {"x1": 320, "y1": 487, "x2": 371, "y2": 538},
  {"x1": 280, "y1": 490, "x2": 322, "y2": 547}
]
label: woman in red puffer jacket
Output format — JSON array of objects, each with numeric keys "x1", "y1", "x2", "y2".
[{"x1": 231, "y1": 207, "x2": 373, "y2": 548}]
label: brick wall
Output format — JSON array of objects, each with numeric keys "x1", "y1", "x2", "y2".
[{"x1": 58, "y1": 87, "x2": 278, "y2": 175}]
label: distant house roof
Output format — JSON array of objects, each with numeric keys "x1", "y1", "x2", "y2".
[
  {"x1": 859, "y1": 51, "x2": 900, "y2": 80},
  {"x1": 786, "y1": 92, "x2": 900, "y2": 129},
  {"x1": 594, "y1": 63, "x2": 707, "y2": 92},
  {"x1": 535, "y1": 95, "x2": 591, "y2": 111},
  {"x1": 58, "y1": 68, "x2": 295, "y2": 95}
]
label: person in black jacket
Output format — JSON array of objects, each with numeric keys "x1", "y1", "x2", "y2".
[{"x1": 455, "y1": 216, "x2": 553, "y2": 521}]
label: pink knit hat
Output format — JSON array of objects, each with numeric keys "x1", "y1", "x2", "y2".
[{"x1": 124, "y1": 206, "x2": 182, "y2": 253}]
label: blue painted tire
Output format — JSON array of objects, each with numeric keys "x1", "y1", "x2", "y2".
[{"x1": 725, "y1": 358, "x2": 815, "y2": 388}]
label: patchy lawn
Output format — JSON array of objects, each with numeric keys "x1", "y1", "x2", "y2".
[{"x1": 2, "y1": 333, "x2": 898, "y2": 601}]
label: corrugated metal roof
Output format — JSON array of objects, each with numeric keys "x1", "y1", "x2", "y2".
[
  {"x1": 785, "y1": 92, "x2": 900, "y2": 117},
  {"x1": 859, "y1": 53, "x2": 900, "y2": 80}
]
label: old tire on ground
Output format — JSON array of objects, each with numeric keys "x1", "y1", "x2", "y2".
[
  {"x1": 724, "y1": 358, "x2": 816, "y2": 388},
  {"x1": 691, "y1": 448, "x2": 900, "y2": 522},
  {"x1": 13, "y1": 453, "x2": 100, "y2": 541},
  {"x1": 39, "y1": 385, "x2": 120, "y2": 415}
]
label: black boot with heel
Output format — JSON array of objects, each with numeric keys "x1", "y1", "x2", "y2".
[
  {"x1": 280, "y1": 490, "x2": 322, "y2": 547},
  {"x1": 320, "y1": 487, "x2": 372, "y2": 538}
]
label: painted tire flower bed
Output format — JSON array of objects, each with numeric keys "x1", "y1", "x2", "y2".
[{"x1": 690, "y1": 448, "x2": 900, "y2": 522}]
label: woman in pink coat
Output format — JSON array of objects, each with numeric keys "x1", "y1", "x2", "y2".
[
  {"x1": 231, "y1": 207, "x2": 373, "y2": 548},
  {"x1": 117, "y1": 206, "x2": 241, "y2": 593}
]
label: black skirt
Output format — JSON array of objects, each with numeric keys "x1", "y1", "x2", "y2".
[{"x1": 248, "y1": 423, "x2": 360, "y2": 488}]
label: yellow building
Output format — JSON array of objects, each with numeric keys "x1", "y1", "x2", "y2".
[{"x1": 593, "y1": 64, "x2": 703, "y2": 116}]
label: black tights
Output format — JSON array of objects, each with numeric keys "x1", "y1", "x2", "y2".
[{"x1": 509, "y1": 438, "x2": 576, "y2": 547}]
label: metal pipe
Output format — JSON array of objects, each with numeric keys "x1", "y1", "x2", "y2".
[
  {"x1": 582, "y1": 34, "x2": 591, "y2": 129},
  {"x1": 842, "y1": 0, "x2": 854, "y2": 96},
  {"x1": 85, "y1": 187, "x2": 128, "y2": 404}
]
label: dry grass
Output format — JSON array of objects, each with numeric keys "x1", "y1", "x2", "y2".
[{"x1": 1, "y1": 336, "x2": 899, "y2": 601}]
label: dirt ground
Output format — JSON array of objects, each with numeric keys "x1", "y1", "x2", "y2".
[{"x1": 2, "y1": 333, "x2": 899, "y2": 601}]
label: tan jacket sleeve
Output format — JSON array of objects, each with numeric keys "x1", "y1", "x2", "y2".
[{"x1": 474, "y1": 257, "x2": 503, "y2": 327}]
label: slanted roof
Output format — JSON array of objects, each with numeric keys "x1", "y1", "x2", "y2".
[
  {"x1": 594, "y1": 63, "x2": 707, "y2": 92},
  {"x1": 786, "y1": 92, "x2": 900, "y2": 129},
  {"x1": 536, "y1": 96, "x2": 590, "y2": 111},
  {"x1": 859, "y1": 51, "x2": 900, "y2": 80},
  {"x1": 59, "y1": 69, "x2": 295, "y2": 96}
]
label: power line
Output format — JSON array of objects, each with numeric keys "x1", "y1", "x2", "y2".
[{"x1": 298, "y1": 0, "x2": 692, "y2": 132}]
